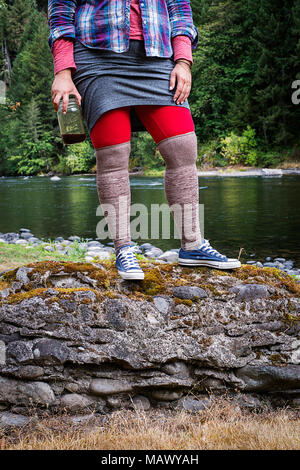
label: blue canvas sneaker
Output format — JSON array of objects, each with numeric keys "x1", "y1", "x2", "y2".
[
  {"x1": 115, "y1": 243, "x2": 145, "y2": 280},
  {"x1": 178, "y1": 239, "x2": 241, "y2": 269}
]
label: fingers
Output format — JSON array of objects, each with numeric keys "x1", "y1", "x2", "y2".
[
  {"x1": 169, "y1": 70, "x2": 176, "y2": 91},
  {"x1": 52, "y1": 92, "x2": 62, "y2": 113},
  {"x1": 62, "y1": 93, "x2": 69, "y2": 114},
  {"x1": 173, "y1": 76, "x2": 191, "y2": 105},
  {"x1": 51, "y1": 88, "x2": 82, "y2": 113},
  {"x1": 74, "y1": 90, "x2": 82, "y2": 107},
  {"x1": 171, "y1": 64, "x2": 192, "y2": 105}
]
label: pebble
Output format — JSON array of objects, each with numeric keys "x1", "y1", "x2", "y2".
[
  {"x1": 15, "y1": 239, "x2": 28, "y2": 245},
  {"x1": 144, "y1": 247, "x2": 164, "y2": 258},
  {"x1": 153, "y1": 296, "x2": 170, "y2": 315},
  {"x1": 20, "y1": 232, "x2": 34, "y2": 240},
  {"x1": 230, "y1": 283, "x2": 270, "y2": 301},
  {"x1": 157, "y1": 250, "x2": 178, "y2": 263},
  {"x1": 172, "y1": 285, "x2": 208, "y2": 300},
  {"x1": 85, "y1": 251, "x2": 111, "y2": 260}
]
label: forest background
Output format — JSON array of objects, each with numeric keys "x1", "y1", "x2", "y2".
[{"x1": 0, "y1": 0, "x2": 299, "y2": 176}]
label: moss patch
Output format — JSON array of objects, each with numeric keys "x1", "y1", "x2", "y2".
[
  {"x1": 4, "y1": 287, "x2": 104, "y2": 306},
  {"x1": 1, "y1": 261, "x2": 298, "y2": 307},
  {"x1": 229, "y1": 265, "x2": 300, "y2": 296}
]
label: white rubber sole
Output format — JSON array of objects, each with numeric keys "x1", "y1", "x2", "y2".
[
  {"x1": 178, "y1": 257, "x2": 241, "y2": 269},
  {"x1": 118, "y1": 270, "x2": 145, "y2": 280}
]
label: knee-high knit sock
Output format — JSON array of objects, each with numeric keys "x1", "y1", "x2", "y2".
[
  {"x1": 95, "y1": 141, "x2": 131, "y2": 252},
  {"x1": 157, "y1": 131, "x2": 202, "y2": 250}
]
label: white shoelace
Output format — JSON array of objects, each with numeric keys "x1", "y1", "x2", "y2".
[
  {"x1": 197, "y1": 239, "x2": 225, "y2": 259},
  {"x1": 117, "y1": 245, "x2": 141, "y2": 270}
]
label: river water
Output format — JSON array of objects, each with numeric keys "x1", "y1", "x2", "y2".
[{"x1": 0, "y1": 174, "x2": 299, "y2": 264}]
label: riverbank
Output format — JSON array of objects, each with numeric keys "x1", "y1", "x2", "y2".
[
  {"x1": 0, "y1": 229, "x2": 299, "y2": 281},
  {"x1": 142, "y1": 166, "x2": 300, "y2": 178},
  {"x1": 2, "y1": 165, "x2": 300, "y2": 179}
]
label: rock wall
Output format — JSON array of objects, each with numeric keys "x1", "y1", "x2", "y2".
[{"x1": 0, "y1": 260, "x2": 299, "y2": 422}]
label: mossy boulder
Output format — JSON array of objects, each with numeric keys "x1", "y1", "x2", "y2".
[{"x1": 0, "y1": 259, "x2": 299, "y2": 417}]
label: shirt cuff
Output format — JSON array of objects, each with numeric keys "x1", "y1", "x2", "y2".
[
  {"x1": 53, "y1": 38, "x2": 77, "y2": 76},
  {"x1": 171, "y1": 35, "x2": 193, "y2": 65},
  {"x1": 48, "y1": 24, "x2": 76, "y2": 53}
]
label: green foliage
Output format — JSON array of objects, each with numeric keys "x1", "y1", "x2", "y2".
[
  {"x1": 131, "y1": 132, "x2": 165, "y2": 171},
  {"x1": 0, "y1": 0, "x2": 300, "y2": 176},
  {"x1": 220, "y1": 126, "x2": 258, "y2": 166},
  {"x1": 8, "y1": 131, "x2": 56, "y2": 175},
  {"x1": 65, "y1": 141, "x2": 96, "y2": 174},
  {"x1": 197, "y1": 139, "x2": 227, "y2": 168}
]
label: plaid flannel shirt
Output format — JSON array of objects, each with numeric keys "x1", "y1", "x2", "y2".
[{"x1": 47, "y1": 0, "x2": 199, "y2": 57}]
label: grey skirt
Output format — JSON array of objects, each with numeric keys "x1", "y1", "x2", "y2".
[{"x1": 71, "y1": 38, "x2": 190, "y2": 134}]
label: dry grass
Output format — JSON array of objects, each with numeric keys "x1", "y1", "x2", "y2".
[{"x1": 2, "y1": 399, "x2": 300, "y2": 450}]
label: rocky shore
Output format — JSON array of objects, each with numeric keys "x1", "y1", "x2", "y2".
[
  {"x1": 0, "y1": 243, "x2": 299, "y2": 428},
  {"x1": 0, "y1": 228, "x2": 299, "y2": 281}
]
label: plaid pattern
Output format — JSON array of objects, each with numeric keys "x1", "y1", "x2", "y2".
[{"x1": 47, "y1": 0, "x2": 199, "y2": 57}]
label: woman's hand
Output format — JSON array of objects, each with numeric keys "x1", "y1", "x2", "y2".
[
  {"x1": 51, "y1": 69, "x2": 82, "y2": 114},
  {"x1": 169, "y1": 61, "x2": 192, "y2": 105}
]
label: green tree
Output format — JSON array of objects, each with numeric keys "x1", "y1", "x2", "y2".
[{"x1": 5, "y1": 0, "x2": 34, "y2": 60}]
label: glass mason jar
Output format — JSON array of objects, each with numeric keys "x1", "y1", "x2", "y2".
[{"x1": 57, "y1": 95, "x2": 86, "y2": 145}]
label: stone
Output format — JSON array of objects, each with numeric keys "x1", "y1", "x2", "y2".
[
  {"x1": 2, "y1": 233, "x2": 19, "y2": 243},
  {"x1": 20, "y1": 232, "x2": 34, "y2": 240},
  {"x1": 153, "y1": 296, "x2": 170, "y2": 316},
  {"x1": 172, "y1": 285, "x2": 208, "y2": 300},
  {"x1": 15, "y1": 266, "x2": 33, "y2": 284},
  {"x1": 176, "y1": 396, "x2": 211, "y2": 412},
  {"x1": 0, "y1": 377, "x2": 55, "y2": 406},
  {"x1": 15, "y1": 366, "x2": 44, "y2": 380},
  {"x1": 158, "y1": 251, "x2": 178, "y2": 263},
  {"x1": 15, "y1": 239, "x2": 28, "y2": 245},
  {"x1": 140, "y1": 243, "x2": 153, "y2": 252},
  {"x1": 162, "y1": 361, "x2": 190, "y2": 378},
  {"x1": 28, "y1": 237, "x2": 40, "y2": 244},
  {"x1": 144, "y1": 247, "x2": 164, "y2": 258},
  {"x1": 151, "y1": 390, "x2": 183, "y2": 401},
  {"x1": 0, "y1": 259, "x2": 299, "y2": 414},
  {"x1": 235, "y1": 365, "x2": 300, "y2": 392},
  {"x1": 33, "y1": 340, "x2": 69, "y2": 364},
  {"x1": 104, "y1": 298, "x2": 127, "y2": 331},
  {"x1": 60, "y1": 394, "x2": 95, "y2": 412},
  {"x1": 86, "y1": 251, "x2": 111, "y2": 260},
  {"x1": 132, "y1": 395, "x2": 151, "y2": 411},
  {"x1": 90, "y1": 379, "x2": 133, "y2": 396},
  {"x1": 0, "y1": 412, "x2": 30, "y2": 429},
  {"x1": 43, "y1": 245, "x2": 55, "y2": 252},
  {"x1": 230, "y1": 284, "x2": 270, "y2": 301},
  {"x1": 87, "y1": 241, "x2": 103, "y2": 248},
  {"x1": 7, "y1": 341, "x2": 34, "y2": 364}
]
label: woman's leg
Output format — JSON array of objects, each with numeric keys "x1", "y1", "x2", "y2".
[
  {"x1": 134, "y1": 105, "x2": 202, "y2": 250},
  {"x1": 90, "y1": 107, "x2": 132, "y2": 252}
]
